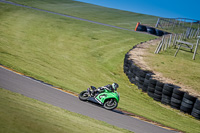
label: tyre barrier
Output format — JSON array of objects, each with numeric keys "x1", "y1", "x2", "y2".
[
  {"x1": 142, "y1": 73, "x2": 151, "y2": 92},
  {"x1": 147, "y1": 78, "x2": 157, "y2": 98},
  {"x1": 147, "y1": 27, "x2": 156, "y2": 35},
  {"x1": 180, "y1": 93, "x2": 197, "y2": 114},
  {"x1": 124, "y1": 42, "x2": 200, "y2": 120},
  {"x1": 135, "y1": 23, "x2": 147, "y2": 32},
  {"x1": 192, "y1": 99, "x2": 200, "y2": 119},
  {"x1": 155, "y1": 29, "x2": 164, "y2": 36},
  {"x1": 154, "y1": 81, "x2": 164, "y2": 101},
  {"x1": 170, "y1": 88, "x2": 185, "y2": 110},
  {"x1": 135, "y1": 22, "x2": 169, "y2": 36}
]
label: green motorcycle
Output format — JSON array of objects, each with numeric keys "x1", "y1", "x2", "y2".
[{"x1": 79, "y1": 86, "x2": 120, "y2": 110}]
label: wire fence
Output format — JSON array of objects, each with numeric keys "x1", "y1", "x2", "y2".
[
  {"x1": 155, "y1": 18, "x2": 200, "y2": 33},
  {"x1": 154, "y1": 18, "x2": 200, "y2": 60}
]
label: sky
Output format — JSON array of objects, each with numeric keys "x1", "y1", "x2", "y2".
[{"x1": 75, "y1": 0, "x2": 200, "y2": 21}]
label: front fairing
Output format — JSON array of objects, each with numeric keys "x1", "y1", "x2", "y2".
[{"x1": 95, "y1": 91, "x2": 120, "y2": 104}]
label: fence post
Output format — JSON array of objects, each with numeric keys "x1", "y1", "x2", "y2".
[
  {"x1": 172, "y1": 34, "x2": 177, "y2": 46},
  {"x1": 168, "y1": 34, "x2": 172, "y2": 47},
  {"x1": 191, "y1": 29, "x2": 196, "y2": 38},
  {"x1": 174, "y1": 44, "x2": 181, "y2": 57},
  {"x1": 164, "y1": 37, "x2": 168, "y2": 50},
  {"x1": 195, "y1": 28, "x2": 199, "y2": 38},
  {"x1": 192, "y1": 36, "x2": 200, "y2": 60},
  {"x1": 189, "y1": 29, "x2": 193, "y2": 38},
  {"x1": 155, "y1": 36, "x2": 165, "y2": 54},
  {"x1": 155, "y1": 18, "x2": 160, "y2": 28},
  {"x1": 155, "y1": 41, "x2": 162, "y2": 54}
]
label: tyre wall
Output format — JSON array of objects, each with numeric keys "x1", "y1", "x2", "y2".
[
  {"x1": 124, "y1": 44, "x2": 200, "y2": 120},
  {"x1": 135, "y1": 22, "x2": 169, "y2": 36}
]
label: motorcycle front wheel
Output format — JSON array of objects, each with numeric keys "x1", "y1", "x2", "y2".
[
  {"x1": 79, "y1": 91, "x2": 89, "y2": 101},
  {"x1": 103, "y1": 99, "x2": 118, "y2": 110}
]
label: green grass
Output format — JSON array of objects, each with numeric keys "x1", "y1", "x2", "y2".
[
  {"x1": 0, "y1": 88, "x2": 132, "y2": 133},
  {"x1": 1, "y1": 1, "x2": 200, "y2": 133},
  {"x1": 145, "y1": 38, "x2": 200, "y2": 93},
  {"x1": 8, "y1": 0, "x2": 158, "y2": 29}
]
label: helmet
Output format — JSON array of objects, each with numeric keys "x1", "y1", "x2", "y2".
[{"x1": 112, "y1": 83, "x2": 119, "y2": 91}]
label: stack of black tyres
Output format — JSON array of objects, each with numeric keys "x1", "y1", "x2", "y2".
[
  {"x1": 146, "y1": 27, "x2": 156, "y2": 35},
  {"x1": 126, "y1": 68, "x2": 132, "y2": 80},
  {"x1": 133, "y1": 66, "x2": 139, "y2": 85},
  {"x1": 192, "y1": 99, "x2": 200, "y2": 119},
  {"x1": 136, "y1": 24, "x2": 147, "y2": 32},
  {"x1": 170, "y1": 88, "x2": 185, "y2": 109},
  {"x1": 161, "y1": 84, "x2": 175, "y2": 105},
  {"x1": 180, "y1": 93, "x2": 196, "y2": 114},
  {"x1": 130, "y1": 65, "x2": 138, "y2": 84},
  {"x1": 124, "y1": 59, "x2": 133, "y2": 80},
  {"x1": 147, "y1": 78, "x2": 157, "y2": 98},
  {"x1": 153, "y1": 81, "x2": 164, "y2": 101},
  {"x1": 124, "y1": 65, "x2": 129, "y2": 74},
  {"x1": 135, "y1": 23, "x2": 170, "y2": 36},
  {"x1": 142, "y1": 73, "x2": 151, "y2": 92},
  {"x1": 124, "y1": 56, "x2": 134, "y2": 84},
  {"x1": 128, "y1": 64, "x2": 135, "y2": 83},
  {"x1": 123, "y1": 56, "x2": 129, "y2": 73},
  {"x1": 155, "y1": 29, "x2": 164, "y2": 36},
  {"x1": 137, "y1": 70, "x2": 148, "y2": 89}
]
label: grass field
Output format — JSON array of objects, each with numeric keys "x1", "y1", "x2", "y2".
[
  {"x1": 0, "y1": 88, "x2": 132, "y2": 133},
  {"x1": 1, "y1": 1, "x2": 200, "y2": 133}
]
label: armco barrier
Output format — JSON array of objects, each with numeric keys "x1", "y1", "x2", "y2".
[
  {"x1": 135, "y1": 22, "x2": 169, "y2": 36},
  {"x1": 124, "y1": 42, "x2": 200, "y2": 120}
]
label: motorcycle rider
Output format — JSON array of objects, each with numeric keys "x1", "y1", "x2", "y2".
[{"x1": 90, "y1": 83, "x2": 119, "y2": 96}]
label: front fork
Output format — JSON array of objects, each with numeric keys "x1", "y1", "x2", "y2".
[{"x1": 87, "y1": 88, "x2": 92, "y2": 96}]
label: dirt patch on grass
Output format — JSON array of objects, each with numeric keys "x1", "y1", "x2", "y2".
[{"x1": 128, "y1": 37, "x2": 200, "y2": 98}]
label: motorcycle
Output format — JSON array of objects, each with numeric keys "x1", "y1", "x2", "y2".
[{"x1": 79, "y1": 86, "x2": 120, "y2": 110}]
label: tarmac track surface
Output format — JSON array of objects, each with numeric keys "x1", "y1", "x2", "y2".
[{"x1": 0, "y1": 66, "x2": 178, "y2": 133}]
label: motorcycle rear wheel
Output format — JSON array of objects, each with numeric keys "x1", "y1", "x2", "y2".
[
  {"x1": 79, "y1": 91, "x2": 89, "y2": 101},
  {"x1": 103, "y1": 99, "x2": 118, "y2": 110}
]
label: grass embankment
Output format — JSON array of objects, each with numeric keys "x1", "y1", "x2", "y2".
[
  {"x1": 0, "y1": 1, "x2": 200, "y2": 132},
  {"x1": 0, "y1": 88, "x2": 131, "y2": 133},
  {"x1": 145, "y1": 38, "x2": 200, "y2": 94},
  {"x1": 8, "y1": 0, "x2": 158, "y2": 29}
]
